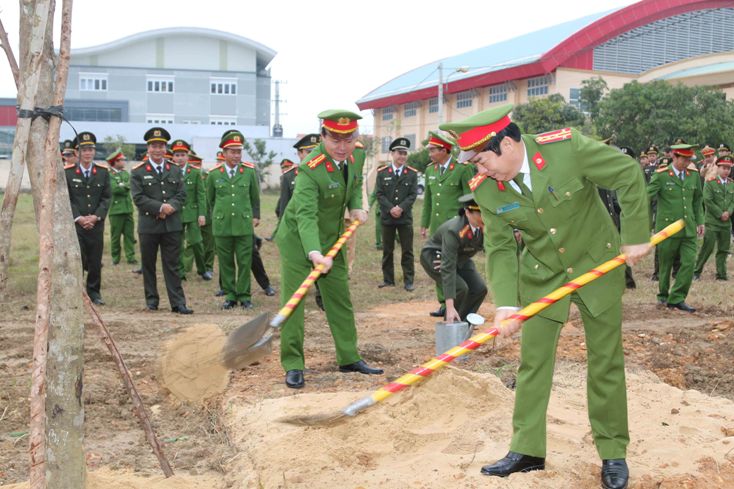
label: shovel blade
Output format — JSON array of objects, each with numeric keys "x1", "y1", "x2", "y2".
[{"x1": 221, "y1": 312, "x2": 273, "y2": 369}]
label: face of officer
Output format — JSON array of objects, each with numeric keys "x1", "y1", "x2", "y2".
[
  {"x1": 671, "y1": 154, "x2": 691, "y2": 172},
  {"x1": 79, "y1": 146, "x2": 95, "y2": 168},
  {"x1": 172, "y1": 151, "x2": 188, "y2": 167},
  {"x1": 717, "y1": 164, "x2": 731, "y2": 179},
  {"x1": 297, "y1": 148, "x2": 311, "y2": 162},
  {"x1": 469, "y1": 136, "x2": 524, "y2": 182},
  {"x1": 322, "y1": 130, "x2": 357, "y2": 162},
  {"x1": 148, "y1": 142, "x2": 166, "y2": 163},
  {"x1": 223, "y1": 148, "x2": 242, "y2": 168},
  {"x1": 111, "y1": 157, "x2": 126, "y2": 170},
  {"x1": 466, "y1": 208, "x2": 484, "y2": 229},
  {"x1": 428, "y1": 145, "x2": 450, "y2": 165},
  {"x1": 63, "y1": 152, "x2": 78, "y2": 165},
  {"x1": 391, "y1": 149, "x2": 407, "y2": 167}
]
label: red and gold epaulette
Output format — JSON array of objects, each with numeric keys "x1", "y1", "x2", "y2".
[
  {"x1": 94, "y1": 162, "x2": 109, "y2": 170},
  {"x1": 686, "y1": 163, "x2": 698, "y2": 172},
  {"x1": 283, "y1": 165, "x2": 297, "y2": 174},
  {"x1": 406, "y1": 165, "x2": 417, "y2": 172},
  {"x1": 242, "y1": 161, "x2": 255, "y2": 169},
  {"x1": 458, "y1": 225, "x2": 473, "y2": 240},
  {"x1": 132, "y1": 162, "x2": 147, "y2": 170},
  {"x1": 355, "y1": 141, "x2": 365, "y2": 149},
  {"x1": 305, "y1": 154, "x2": 326, "y2": 169},
  {"x1": 211, "y1": 164, "x2": 224, "y2": 172},
  {"x1": 655, "y1": 165, "x2": 668, "y2": 173},
  {"x1": 535, "y1": 128, "x2": 572, "y2": 145},
  {"x1": 64, "y1": 163, "x2": 75, "y2": 170},
  {"x1": 468, "y1": 174, "x2": 488, "y2": 191},
  {"x1": 377, "y1": 165, "x2": 390, "y2": 173}
]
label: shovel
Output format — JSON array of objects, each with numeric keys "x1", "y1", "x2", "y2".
[{"x1": 220, "y1": 220, "x2": 362, "y2": 369}]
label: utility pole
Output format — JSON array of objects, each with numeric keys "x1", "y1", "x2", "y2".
[
  {"x1": 437, "y1": 62, "x2": 444, "y2": 125},
  {"x1": 272, "y1": 80, "x2": 283, "y2": 137}
]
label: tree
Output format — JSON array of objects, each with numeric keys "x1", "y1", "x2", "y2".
[
  {"x1": 579, "y1": 77, "x2": 608, "y2": 121},
  {"x1": 407, "y1": 147, "x2": 431, "y2": 173},
  {"x1": 242, "y1": 138, "x2": 277, "y2": 185},
  {"x1": 102, "y1": 134, "x2": 136, "y2": 161},
  {"x1": 594, "y1": 80, "x2": 734, "y2": 153},
  {"x1": 512, "y1": 94, "x2": 586, "y2": 134}
]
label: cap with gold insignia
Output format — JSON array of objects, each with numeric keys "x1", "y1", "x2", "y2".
[
  {"x1": 144, "y1": 127, "x2": 171, "y2": 144},
  {"x1": 389, "y1": 137, "x2": 411, "y2": 151},
  {"x1": 318, "y1": 110, "x2": 362, "y2": 135},
  {"x1": 293, "y1": 133, "x2": 320, "y2": 151},
  {"x1": 216, "y1": 151, "x2": 225, "y2": 162},
  {"x1": 658, "y1": 157, "x2": 672, "y2": 168},
  {"x1": 646, "y1": 145, "x2": 659, "y2": 156},
  {"x1": 187, "y1": 151, "x2": 203, "y2": 164},
  {"x1": 670, "y1": 138, "x2": 698, "y2": 157},
  {"x1": 701, "y1": 145, "x2": 716, "y2": 156},
  {"x1": 458, "y1": 193, "x2": 480, "y2": 211},
  {"x1": 439, "y1": 103, "x2": 513, "y2": 162},
  {"x1": 280, "y1": 158, "x2": 295, "y2": 168},
  {"x1": 74, "y1": 131, "x2": 97, "y2": 148},
  {"x1": 618, "y1": 146, "x2": 634, "y2": 157},
  {"x1": 718, "y1": 143, "x2": 731, "y2": 153},
  {"x1": 716, "y1": 155, "x2": 733, "y2": 167},
  {"x1": 422, "y1": 131, "x2": 455, "y2": 153},
  {"x1": 171, "y1": 139, "x2": 191, "y2": 153},
  {"x1": 220, "y1": 129, "x2": 245, "y2": 149},
  {"x1": 61, "y1": 139, "x2": 75, "y2": 154},
  {"x1": 165, "y1": 150, "x2": 173, "y2": 160},
  {"x1": 106, "y1": 149, "x2": 126, "y2": 164}
]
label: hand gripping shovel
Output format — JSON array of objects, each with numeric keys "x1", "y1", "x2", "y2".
[
  {"x1": 278, "y1": 219, "x2": 684, "y2": 426},
  {"x1": 221, "y1": 220, "x2": 362, "y2": 369}
]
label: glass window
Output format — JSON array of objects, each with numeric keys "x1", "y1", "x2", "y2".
[
  {"x1": 79, "y1": 73, "x2": 108, "y2": 92},
  {"x1": 456, "y1": 91, "x2": 473, "y2": 109},
  {"x1": 404, "y1": 101, "x2": 419, "y2": 118},
  {"x1": 489, "y1": 84, "x2": 508, "y2": 103},
  {"x1": 210, "y1": 78, "x2": 238, "y2": 96},
  {"x1": 147, "y1": 76, "x2": 175, "y2": 93},
  {"x1": 428, "y1": 97, "x2": 439, "y2": 114},
  {"x1": 381, "y1": 136, "x2": 391, "y2": 153},
  {"x1": 382, "y1": 106, "x2": 395, "y2": 121},
  {"x1": 527, "y1": 75, "x2": 550, "y2": 98}
]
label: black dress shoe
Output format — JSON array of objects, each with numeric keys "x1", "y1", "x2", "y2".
[
  {"x1": 601, "y1": 459, "x2": 629, "y2": 489},
  {"x1": 429, "y1": 305, "x2": 446, "y2": 317},
  {"x1": 200, "y1": 271, "x2": 213, "y2": 281},
  {"x1": 480, "y1": 451, "x2": 545, "y2": 477},
  {"x1": 666, "y1": 301, "x2": 696, "y2": 313},
  {"x1": 650, "y1": 274, "x2": 658, "y2": 281},
  {"x1": 404, "y1": 282, "x2": 415, "y2": 292},
  {"x1": 378, "y1": 281, "x2": 395, "y2": 288},
  {"x1": 172, "y1": 305, "x2": 194, "y2": 315},
  {"x1": 285, "y1": 370, "x2": 304, "y2": 389},
  {"x1": 339, "y1": 360, "x2": 384, "y2": 375},
  {"x1": 215, "y1": 289, "x2": 226, "y2": 297},
  {"x1": 91, "y1": 297, "x2": 105, "y2": 306},
  {"x1": 240, "y1": 300, "x2": 254, "y2": 310},
  {"x1": 146, "y1": 304, "x2": 158, "y2": 311},
  {"x1": 263, "y1": 286, "x2": 276, "y2": 296},
  {"x1": 222, "y1": 300, "x2": 237, "y2": 310},
  {"x1": 693, "y1": 273, "x2": 701, "y2": 281}
]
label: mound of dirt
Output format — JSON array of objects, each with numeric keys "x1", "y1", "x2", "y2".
[
  {"x1": 0, "y1": 468, "x2": 224, "y2": 488},
  {"x1": 226, "y1": 365, "x2": 734, "y2": 488},
  {"x1": 159, "y1": 324, "x2": 230, "y2": 402}
]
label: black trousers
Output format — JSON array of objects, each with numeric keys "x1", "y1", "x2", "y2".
[
  {"x1": 251, "y1": 235, "x2": 271, "y2": 290},
  {"x1": 139, "y1": 231, "x2": 186, "y2": 309},
  {"x1": 381, "y1": 223, "x2": 414, "y2": 285},
  {"x1": 420, "y1": 248, "x2": 487, "y2": 321},
  {"x1": 76, "y1": 222, "x2": 104, "y2": 300}
]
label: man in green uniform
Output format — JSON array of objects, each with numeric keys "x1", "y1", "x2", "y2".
[
  {"x1": 648, "y1": 140, "x2": 704, "y2": 312},
  {"x1": 206, "y1": 130, "x2": 260, "y2": 309},
  {"x1": 440, "y1": 104, "x2": 650, "y2": 489},
  {"x1": 181, "y1": 151, "x2": 216, "y2": 279},
  {"x1": 376, "y1": 137, "x2": 418, "y2": 291},
  {"x1": 106, "y1": 149, "x2": 138, "y2": 267},
  {"x1": 694, "y1": 156, "x2": 733, "y2": 280},
  {"x1": 275, "y1": 110, "x2": 382, "y2": 389},
  {"x1": 64, "y1": 131, "x2": 111, "y2": 305},
  {"x1": 131, "y1": 127, "x2": 192, "y2": 314},
  {"x1": 420, "y1": 195, "x2": 487, "y2": 322},
  {"x1": 170, "y1": 139, "x2": 211, "y2": 282},
  {"x1": 420, "y1": 131, "x2": 474, "y2": 317}
]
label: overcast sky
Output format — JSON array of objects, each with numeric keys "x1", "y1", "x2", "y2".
[{"x1": 0, "y1": 0, "x2": 636, "y2": 136}]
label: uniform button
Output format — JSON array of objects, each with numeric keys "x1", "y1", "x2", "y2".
[
  {"x1": 564, "y1": 191, "x2": 571, "y2": 197},
  {"x1": 549, "y1": 228, "x2": 557, "y2": 235},
  {"x1": 559, "y1": 247, "x2": 566, "y2": 253},
  {"x1": 537, "y1": 208, "x2": 544, "y2": 214},
  {"x1": 534, "y1": 264, "x2": 539, "y2": 270},
  {"x1": 162, "y1": 190, "x2": 166, "y2": 194},
  {"x1": 163, "y1": 199, "x2": 167, "y2": 202},
  {"x1": 435, "y1": 213, "x2": 439, "y2": 216},
  {"x1": 232, "y1": 203, "x2": 235, "y2": 206},
  {"x1": 87, "y1": 194, "x2": 90, "y2": 197},
  {"x1": 606, "y1": 242, "x2": 612, "y2": 249},
  {"x1": 145, "y1": 212, "x2": 149, "y2": 215},
  {"x1": 232, "y1": 193, "x2": 235, "y2": 197},
  {"x1": 567, "y1": 267, "x2": 574, "y2": 274},
  {"x1": 437, "y1": 193, "x2": 441, "y2": 197},
  {"x1": 231, "y1": 212, "x2": 235, "y2": 216},
  {"x1": 436, "y1": 203, "x2": 440, "y2": 206}
]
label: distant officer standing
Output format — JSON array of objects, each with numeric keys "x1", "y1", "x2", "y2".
[
  {"x1": 206, "y1": 130, "x2": 260, "y2": 309},
  {"x1": 420, "y1": 195, "x2": 487, "y2": 322},
  {"x1": 61, "y1": 139, "x2": 77, "y2": 165},
  {"x1": 64, "y1": 131, "x2": 111, "y2": 305},
  {"x1": 648, "y1": 140, "x2": 704, "y2": 312},
  {"x1": 181, "y1": 151, "x2": 215, "y2": 278},
  {"x1": 694, "y1": 156, "x2": 733, "y2": 280},
  {"x1": 130, "y1": 127, "x2": 192, "y2": 314},
  {"x1": 106, "y1": 149, "x2": 138, "y2": 267},
  {"x1": 376, "y1": 137, "x2": 418, "y2": 291}
]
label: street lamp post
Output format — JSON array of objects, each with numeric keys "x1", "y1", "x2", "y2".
[{"x1": 437, "y1": 64, "x2": 469, "y2": 125}]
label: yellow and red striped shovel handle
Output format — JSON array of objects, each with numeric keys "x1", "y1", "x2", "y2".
[
  {"x1": 270, "y1": 220, "x2": 362, "y2": 328},
  {"x1": 341, "y1": 219, "x2": 684, "y2": 416}
]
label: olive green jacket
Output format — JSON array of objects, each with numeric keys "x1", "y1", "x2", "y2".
[
  {"x1": 421, "y1": 157, "x2": 473, "y2": 231},
  {"x1": 180, "y1": 164, "x2": 207, "y2": 223},
  {"x1": 701, "y1": 177, "x2": 734, "y2": 229},
  {"x1": 647, "y1": 165, "x2": 704, "y2": 237},
  {"x1": 108, "y1": 168, "x2": 133, "y2": 215},
  {"x1": 206, "y1": 162, "x2": 260, "y2": 237}
]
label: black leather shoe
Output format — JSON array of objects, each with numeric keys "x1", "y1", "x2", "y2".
[
  {"x1": 146, "y1": 304, "x2": 158, "y2": 311},
  {"x1": 172, "y1": 305, "x2": 194, "y2": 315},
  {"x1": 480, "y1": 451, "x2": 545, "y2": 477},
  {"x1": 222, "y1": 300, "x2": 237, "y2": 310},
  {"x1": 378, "y1": 281, "x2": 395, "y2": 288},
  {"x1": 693, "y1": 273, "x2": 701, "y2": 281},
  {"x1": 200, "y1": 271, "x2": 213, "y2": 281},
  {"x1": 429, "y1": 305, "x2": 446, "y2": 317},
  {"x1": 240, "y1": 300, "x2": 254, "y2": 310},
  {"x1": 339, "y1": 360, "x2": 384, "y2": 375},
  {"x1": 215, "y1": 289, "x2": 226, "y2": 297},
  {"x1": 263, "y1": 286, "x2": 276, "y2": 296},
  {"x1": 315, "y1": 294, "x2": 325, "y2": 311},
  {"x1": 91, "y1": 297, "x2": 105, "y2": 306},
  {"x1": 601, "y1": 459, "x2": 629, "y2": 489},
  {"x1": 667, "y1": 302, "x2": 696, "y2": 313},
  {"x1": 285, "y1": 370, "x2": 304, "y2": 389},
  {"x1": 650, "y1": 274, "x2": 658, "y2": 281},
  {"x1": 404, "y1": 282, "x2": 415, "y2": 292}
]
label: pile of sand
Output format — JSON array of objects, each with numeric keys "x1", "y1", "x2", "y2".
[
  {"x1": 0, "y1": 468, "x2": 224, "y2": 489},
  {"x1": 227, "y1": 365, "x2": 734, "y2": 488},
  {"x1": 159, "y1": 324, "x2": 230, "y2": 402}
]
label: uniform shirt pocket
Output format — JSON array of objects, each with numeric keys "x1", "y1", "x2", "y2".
[{"x1": 549, "y1": 178, "x2": 584, "y2": 208}]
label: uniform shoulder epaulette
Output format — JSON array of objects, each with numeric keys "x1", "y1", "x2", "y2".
[
  {"x1": 241, "y1": 161, "x2": 255, "y2": 169},
  {"x1": 211, "y1": 163, "x2": 224, "y2": 171},
  {"x1": 355, "y1": 141, "x2": 364, "y2": 149},
  {"x1": 686, "y1": 163, "x2": 698, "y2": 172},
  {"x1": 94, "y1": 162, "x2": 109, "y2": 170},
  {"x1": 655, "y1": 165, "x2": 668, "y2": 173},
  {"x1": 284, "y1": 165, "x2": 297, "y2": 174},
  {"x1": 132, "y1": 161, "x2": 147, "y2": 170},
  {"x1": 458, "y1": 225, "x2": 471, "y2": 239},
  {"x1": 535, "y1": 128, "x2": 572, "y2": 145},
  {"x1": 305, "y1": 153, "x2": 326, "y2": 170},
  {"x1": 468, "y1": 174, "x2": 488, "y2": 191},
  {"x1": 406, "y1": 165, "x2": 417, "y2": 172},
  {"x1": 64, "y1": 163, "x2": 75, "y2": 170},
  {"x1": 377, "y1": 165, "x2": 390, "y2": 173}
]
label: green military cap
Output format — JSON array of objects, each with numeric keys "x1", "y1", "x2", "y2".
[
  {"x1": 389, "y1": 137, "x2": 411, "y2": 151},
  {"x1": 293, "y1": 133, "x2": 320, "y2": 150},
  {"x1": 318, "y1": 109, "x2": 361, "y2": 134},
  {"x1": 716, "y1": 155, "x2": 733, "y2": 167},
  {"x1": 144, "y1": 127, "x2": 171, "y2": 144},
  {"x1": 670, "y1": 138, "x2": 698, "y2": 157},
  {"x1": 61, "y1": 139, "x2": 75, "y2": 154},
  {"x1": 170, "y1": 139, "x2": 191, "y2": 153},
  {"x1": 106, "y1": 149, "x2": 125, "y2": 164},
  {"x1": 439, "y1": 103, "x2": 513, "y2": 161},
  {"x1": 280, "y1": 158, "x2": 295, "y2": 168},
  {"x1": 422, "y1": 131, "x2": 455, "y2": 152},
  {"x1": 220, "y1": 129, "x2": 245, "y2": 149},
  {"x1": 187, "y1": 151, "x2": 203, "y2": 164},
  {"x1": 74, "y1": 131, "x2": 97, "y2": 148},
  {"x1": 458, "y1": 193, "x2": 480, "y2": 211}
]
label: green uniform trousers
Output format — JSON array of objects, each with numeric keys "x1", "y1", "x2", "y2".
[
  {"x1": 429, "y1": 222, "x2": 445, "y2": 304},
  {"x1": 109, "y1": 213, "x2": 137, "y2": 264},
  {"x1": 694, "y1": 227, "x2": 730, "y2": 279},
  {"x1": 200, "y1": 222, "x2": 215, "y2": 271},
  {"x1": 179, "y1": 221, "x2": 205, "y2": 277},
  {"x1": 657, "y1": 237, "x2": 696, "y2": 304},
  {"x1": 215, "y1": 235, "x2": 252, "y2": 302},
  {"x1": 511, "y1": 294, "x2": 628, "y2": 460},
  {"x1": 279, "y1": 250, "x2": 361, "y2": 372}
]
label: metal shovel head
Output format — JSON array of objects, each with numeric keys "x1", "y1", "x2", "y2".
[{"x1": 221, "y1": 312, "x2": 273, "y2": 369}]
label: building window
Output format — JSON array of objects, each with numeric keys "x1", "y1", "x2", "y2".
[
  {"x1": 146, "y1": 114, "x2": 174, "y2": 124},
  {"x1": 79, "y1": 73, "x2": 108, "y2": 92},
  {"x1": 489, "y1": 84, "x2": 508, "y2": 103},
  {"x1": 403, "y1": 101, "x2": 419, "y2": 118},
  {"x1": 209, "y1": 116, "x2": 237, "y2": 126},
  {"x1": 527, "y1": 75, "x2": 551, "y2": 98},
  {"x1": 456, "y1": 90, "x2": 473, "y2": 109},
  {"x1": 405, "y1": 134, "x2": 416, "y2": 149},
  {"x1": 428, "y1": 97, "x2": 439, "y2": 114},
  {"x1": 147, "y1": 76, "x2": 175, "y2": 93},
  {"x1": 66, "y1": 107, "x2": 122, "y2": 122},
  {"x1": 210, "y1": 78, "x2": 238, "y2": 95},
  {"x1": 381, "y1": 136, "x2": 391, "y2": 153},
  {"x1": 382, "y1": 106, "x2": 395, "y2": 121}
]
